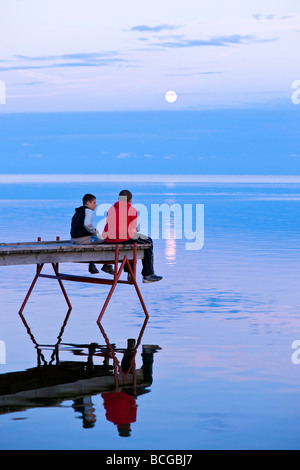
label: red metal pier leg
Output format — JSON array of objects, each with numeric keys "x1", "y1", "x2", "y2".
[
  {"x1": 125, "y1": 258, "x2": 149, "y2": 320},
  {"x1": 96, "y1": 244, "x2": 150, "y2": 324},
  {"x1": 97, "y1": 256, "x2": 127, "y2": 325},
  {"x1": 51, "y1": 263, "x2": 72, "y2": 310},
  {"x1": 19, "y1": 263, "x2": 44, "y2": 314},
  {"x1": 114, "y1": 244, "x2": 119, "y2": 283}
]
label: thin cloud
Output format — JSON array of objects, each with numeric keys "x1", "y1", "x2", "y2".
[
  {"x1": 164, "y1": 154, "x2": 176, "y2": 160},
  {"x1": 16, "y1": 52, "x2": 119, "y2": 61},
  {"x1": 153, "y1": 34, "x2": 278, "y2": 48},
  {"x1": 0, "y1": 52, "x2": 131, "y2": 72},
  {"x1": 252, "y1": 14, "x2": 294, "y2": 21},
  {"x1": 14, "y1": 81, "x2": 42, "y2": 86},
  {"x1": 116, "y1": 152, "x2": 136, "y2": 159},
  {"x1": 131, "y1": 24, "x2": 180, "y2": 33},
  {"x1": 167, "y1": 71, "x2": 223, "y2": 77}
]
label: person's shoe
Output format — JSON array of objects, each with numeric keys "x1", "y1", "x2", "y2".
[
  {"x1": 89, "y1": 263, "x2": 99, "y2": 274},
  {"x1": 101, "y1": 264, "x2": 114, "y2": 276},
  {"x1": 143, "y1": 274, "x2": 163, "y2": 283},
  {"x1": 127, "y1": 273, "x2": 134, "y2": 284}
]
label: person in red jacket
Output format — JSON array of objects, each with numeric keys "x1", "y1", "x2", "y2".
[{"x1": 102, "y1": 190, "x2": 162, "y2": 283}]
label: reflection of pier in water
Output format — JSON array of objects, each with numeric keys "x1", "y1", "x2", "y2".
[{"x1": 0, "y1": 310, "x2": 161, "y2": 434}]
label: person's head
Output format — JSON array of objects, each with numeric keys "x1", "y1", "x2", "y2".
[
  {"x1": 117, "y1": 423, "x2": 131, "y2": 437},
  {"x1": 82, "y1": 193, "x2": 97, "y2": 211},
  {"x1": 119, "y1": 189, "x2": 132, "y2": 204}
]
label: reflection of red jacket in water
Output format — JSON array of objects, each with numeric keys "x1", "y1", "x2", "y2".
[{"x1": 101, "y1": 392, "x2": 137, "y2": 425}]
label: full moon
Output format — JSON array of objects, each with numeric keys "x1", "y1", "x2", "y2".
[{"x1": 165, "y1": 91, "x2": 178, "y2": 103}]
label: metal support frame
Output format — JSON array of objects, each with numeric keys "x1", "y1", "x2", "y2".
[{"x1": 19, "y1": 242, "x2": 149, "y2": 323}]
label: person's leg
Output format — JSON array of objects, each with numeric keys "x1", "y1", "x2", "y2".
[
  {"x1": 135, "y1": 236, "x2": 163, "y2": 282},
  {"x1": 71, "y1": 237, "x2": 113, "y2": 275},
  {"x1": 91, "y1": 239, "x2": 114, "y2": 274},
  {"x1": 71, "y1": 236, "x2": 92, "y2": 245},
  {"x1": 122, "y1": 236, "x2": 157, "y2": 278},
  {"x1": 138, "y1": 237, "x2": 154, "y2": 277},
  {"x1": 71, "y1": 236, "x2": 99, "y2": 273},
  {"x1": 104, "y1": 237, "x2": 162, "y2": 283}
]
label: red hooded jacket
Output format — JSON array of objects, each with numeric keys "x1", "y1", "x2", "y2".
[{"x1": 102, "y1": 201, "x2": 137, "y2": 243}]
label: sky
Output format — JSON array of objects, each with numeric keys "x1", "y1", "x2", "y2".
[
  {"x1": 0, "y1": 0, "x2": 299, "y2": 177},
  {"x1": 0, "y1": 0, "x2": 300, "y2": 112}
]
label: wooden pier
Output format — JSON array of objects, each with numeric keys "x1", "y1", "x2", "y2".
[{"x1": 0, "y1": 239, "x2": 152, "y2": 323}]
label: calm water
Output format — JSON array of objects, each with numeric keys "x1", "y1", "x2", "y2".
[{"x1": 1, "y1": 181, "x2": 300, "y2": 450}]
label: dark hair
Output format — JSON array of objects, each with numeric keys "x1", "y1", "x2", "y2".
[
  {"x1": 119, "y1": 189, "x2": 132, "y2": 202},
  {"x1": 82, "y1": 193, "x2": 96, "y2": 205}
]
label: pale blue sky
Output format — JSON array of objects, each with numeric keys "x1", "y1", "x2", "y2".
[{"x1": 0, "y1": 0, "x2": 300, "y2": 112}]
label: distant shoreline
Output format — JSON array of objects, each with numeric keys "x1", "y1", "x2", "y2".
[{"x1": 0, "y1": 174, "x2": 300, "y2": 184}]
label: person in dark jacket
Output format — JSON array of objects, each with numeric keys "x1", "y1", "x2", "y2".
[{"x1": 71, "y1": 194, "x2": 114, "y2": 275}]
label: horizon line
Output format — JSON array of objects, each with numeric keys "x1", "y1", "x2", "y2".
[
  {"x1": 1, "y1": 174, "x2": 300, "y2": 184},
  {"x1": 0, "y1": 104, "x2": 296, "y2": 115}
]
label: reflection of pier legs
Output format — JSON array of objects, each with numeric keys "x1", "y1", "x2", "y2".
[
  {"x1": 98, "y1": 319, "x2": 159, "y2": 437},
  {"x1": 18, "y1": 307, "x2": 72, "y2": 367},
  {"x1": 98, "y1": 318, "x2": 149, "y2": 390},
  {"x1": 12, "y1": 307, "x2": 160, "y2": 437}
]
